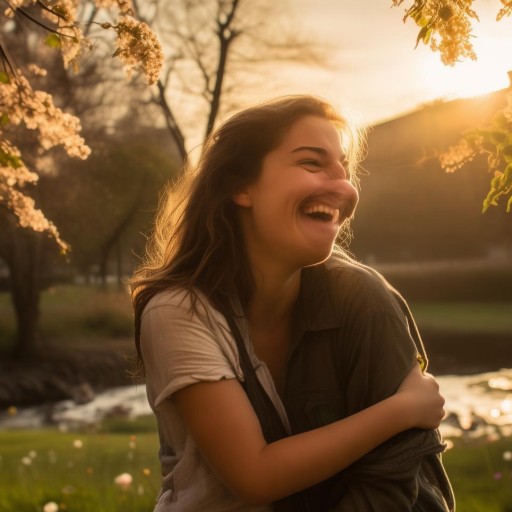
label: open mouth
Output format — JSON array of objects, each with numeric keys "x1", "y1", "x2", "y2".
[{"x1": 301, "y1": 204, "x2": 340, "y2": 224}]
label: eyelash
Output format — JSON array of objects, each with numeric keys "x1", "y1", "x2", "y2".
[{"x1": 298, "y1": 159, "x2": 322, "y2": 171}]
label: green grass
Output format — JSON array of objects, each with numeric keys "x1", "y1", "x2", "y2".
[
  {"x1": 1, "y1": 285, "x2": 511, "y2": 349},
  {"x1": 0, "y1": 429, "x2": 160, "y2": 512},
  {"x1": 0, "y1": 426, "x2": 511, "y2": 511},
  {"x1": 0, "y1": 285, "x2": 134, "y2": 351},
  {"x1": 443, "y1": 438, "x2": 512, "y2": 512},
  {"x1": 410, "y1": 302, "x2": 512, "y2": 334}
]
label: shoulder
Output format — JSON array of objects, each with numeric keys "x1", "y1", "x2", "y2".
[
  {"x1": 142, "y1": 287, "x2": 227, "y2": 329},
  {"x1": 316, "y1": 255, "x2": 408, "y2": 318}
]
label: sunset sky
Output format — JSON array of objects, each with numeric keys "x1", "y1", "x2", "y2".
[{"x1": 267, "y1": 0, "x2": 512, "y2": 126}]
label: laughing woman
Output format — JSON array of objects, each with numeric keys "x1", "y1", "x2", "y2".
[{"x1": 131, "y1": 96, "x2": 454, "y2": 511}]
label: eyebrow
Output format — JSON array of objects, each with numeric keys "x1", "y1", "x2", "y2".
[
  {"x1": 291, "y1": 146, "x2": 327, "y2": 156},
  {"x1": 291, "y1": 146, "x2": 348, "y2": 163}
]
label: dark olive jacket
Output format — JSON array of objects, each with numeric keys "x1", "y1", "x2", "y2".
[{"x1": 278, "y1": 256, "x2": 455, "y2": 511}]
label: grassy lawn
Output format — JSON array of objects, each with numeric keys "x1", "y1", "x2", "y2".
[
  {"x1": 0, "y1": 285, "x2": 511, "y2": 350},
  {"x1": 0, "y1": 285, "x2": 134, "y2": 352},
  {"x1": 410, "y1": 302, "x2": 512, "y2": 335},
  {"x1": 443, "y1": 438, "x2": 512, "y2": 512},
  {"x1": 0, "y1": 426, "x2": 511, "y2": 511},
  {"x1": 0, "y1": 426, "x2": 160, "y2": 512}
]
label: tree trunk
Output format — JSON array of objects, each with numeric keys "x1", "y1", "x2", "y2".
[
  {"x1": 116, "y1": 239, "x2": 123, "y2": 290},
  {"x1": 205, "y1": 0, "x2": 240, "y2": 138},
  {"x1": 1, "y1": 222, "x2": 45, "y2": 358}
]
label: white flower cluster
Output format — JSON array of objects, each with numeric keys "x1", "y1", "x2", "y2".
[
  {"x1": 0, "y1": 0, "x2": 162, "y2": 244},
  {"x1": 107, "y1": 14, "x2": 164, "y2": 85},
  {"x1": 438, "y1": 138, "x2": 476, "y2": 173},
  {"x1": 0, "y1": 73, "x2": 89, "y2": 248}
]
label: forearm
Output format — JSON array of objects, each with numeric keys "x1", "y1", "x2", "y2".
[{"x1": 232, "y1": 394, "x2": 412, "y2": 504}]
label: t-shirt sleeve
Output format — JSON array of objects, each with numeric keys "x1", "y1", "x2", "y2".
[{"x1": 140, "y1": 290, "x2": 241, "y2": 409}]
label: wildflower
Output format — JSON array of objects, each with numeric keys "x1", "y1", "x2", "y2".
[
  {"x1": 28, "y1": 450, "x2": 37, "y2": 459},
  {"x1": 486, "y1": 432, "x2": 500, "y2": 443},
  {"x1": 128, "y1": 440, "x2": 136, "y2": 449},
  {"x1": 61, "y1": 485, "x2": 75, "y2": 495},
  {"x1": 21, "y1": 456, "x2": 32, "y2": 466},
  {"x1": 490, "y1": 408, "x2": 501, "y2": 419},
  {"x1": 504, "y1": 451, "x2": 512, "y2": 461},
  {"x1": 114, "y1": 472, "x2": 133, "y2": 491},
  {"x1": 72, "y1": 439, "x2": 83, "y2": 449},
  {"x1": 493, "y1": 472, "x2": 502, "y2": 480},
  {"x1": 142, "y1": 468, "x2": 151, "y2": 476},
  {"x1": 43, "y1": 502, "x2": 59, "y2": 512}
]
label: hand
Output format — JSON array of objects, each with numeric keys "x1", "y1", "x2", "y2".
[{"x1": 396, "y1": 364, "x2": 445, "y2": 429}]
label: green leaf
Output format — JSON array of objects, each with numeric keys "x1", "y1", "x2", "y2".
[
  {"x1": 0, "y1": 71, "x2": 10, "y2": 84},
  {"x1": 503, "y1": 164, "x2": 512, "y2": 187},
  {"x1": 45, "y1": 33, "x2": 62, "y2": 49},
  {"x1": 415, "y1": 26, "x2": 429, "y2": 48}
]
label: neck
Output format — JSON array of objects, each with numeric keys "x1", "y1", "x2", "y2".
[{"x1": 246, "y1": 265, "x2": 301, "y2": 330}]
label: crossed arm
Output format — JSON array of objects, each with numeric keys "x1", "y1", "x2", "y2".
[{"x1": 173, "y1": 364, "x2": 444, "y2": 506}]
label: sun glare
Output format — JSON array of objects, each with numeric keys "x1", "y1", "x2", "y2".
[
  {"x1": 419, "y1": 19, "x2": 512, "y2": 101},
  {"x1": 420, "y1": 52, "x2": 510, "y2": 101}
]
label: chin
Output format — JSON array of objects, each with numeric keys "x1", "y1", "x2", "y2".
[{"x1": 297, "y1": 245, "x2": 334, "y2": 269}]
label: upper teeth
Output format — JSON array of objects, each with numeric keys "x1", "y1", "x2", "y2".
[{"x1": 303, "y1": 204, "x2": 340, "y2": 223}]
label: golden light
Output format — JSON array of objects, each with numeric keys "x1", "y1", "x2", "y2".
[
  {"x1": 419, "y1": 46, "x2": 510, "y2": 100},
  {"x1": 418, "y1": 12, "x2": 512, "y2": 101}
]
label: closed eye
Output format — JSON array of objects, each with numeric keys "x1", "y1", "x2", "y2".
[{"x1": 297, "y1": 159, "x2": 323, "y2": 172}]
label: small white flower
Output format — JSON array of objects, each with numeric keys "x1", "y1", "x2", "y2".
[
  {"x1": 503, "y1": 451, "x2": 512, "y2": 461},
  {"x1": 72, "y1": 439, "x2": 83, "y2": 449},
  {"x1": 28, "y1": 450, "x2": 37, "y2": 459},
  {"x1": 21, "y1": 456, "x2": 32, "y2": 466},
  {"x1": 43, "y1": 502, "x2": 59, "y2": 512},
  {"x1": 114, "y1": 472, "x2": 133, "y2": 491}
]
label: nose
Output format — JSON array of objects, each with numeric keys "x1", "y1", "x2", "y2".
[{"x1": 326, "y1": 161, "x2": 348, "y2": 181}]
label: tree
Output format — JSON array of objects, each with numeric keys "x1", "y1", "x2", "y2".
[
  {"x1": 0, "y1": 0, "x2": 163, "y2": 247},
  {"x1": 392, "y1": 0, "x2": 512, "y2": 213},
  {"x1": 53, "y1": 131, "x2": 175, "y2": 287},
  {"x1": 1, "y1": 0, "x2": 323, "y2": 358},
  {"x1": 0, "y1": 0, "x2": 164, "y2": 357},
  {"x1": 135, "y1": 0, "x2": 323, "y2": 158}
]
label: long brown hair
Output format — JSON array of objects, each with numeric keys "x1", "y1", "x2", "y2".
[{"x1": 131, "y1": 95, "x2": 365, "y2": 370}]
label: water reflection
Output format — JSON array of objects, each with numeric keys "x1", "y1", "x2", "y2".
[
  {"x1": 1, "y1": 369, "x2": 512, "y2": 440},
  {"x1": 437, "y1": 369, "x2": 512, "y2": 440}
]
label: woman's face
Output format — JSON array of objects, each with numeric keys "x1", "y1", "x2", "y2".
[{"x1": 234, "y1": 115, "x2": 359, "y2": 272}]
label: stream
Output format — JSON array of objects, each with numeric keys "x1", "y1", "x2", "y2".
[{"x1": 2, "y1": 368, "x2": 512, "y2": 440}]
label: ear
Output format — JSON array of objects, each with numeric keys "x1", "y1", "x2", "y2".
[{"x1": 232, "y1": 189, "x2": 253, "y2": 208}]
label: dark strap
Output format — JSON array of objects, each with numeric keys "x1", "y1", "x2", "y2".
[{"x1": 224, "y1": 314, "x2": 311, "y2": 512}]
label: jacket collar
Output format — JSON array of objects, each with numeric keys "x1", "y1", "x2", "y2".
[{"x1": 293, "y1": 261, "x2": 340, "y2": 332}]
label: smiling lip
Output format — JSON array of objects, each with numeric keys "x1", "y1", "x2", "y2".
[
  {"x1": 302, "y1": 204, "x2": 340, "y2": 223},
  {"x1": 300, "y1": 185, "x2": 359, "y2": 225}
]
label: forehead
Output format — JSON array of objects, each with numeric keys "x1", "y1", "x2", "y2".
[{"x1": 278, "y1": 115, "x2": 343, "y2": 155}]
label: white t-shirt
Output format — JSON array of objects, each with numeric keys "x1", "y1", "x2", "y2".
[{"x1": 141, "y1": 288, "x2": 290, "y2": 512}]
